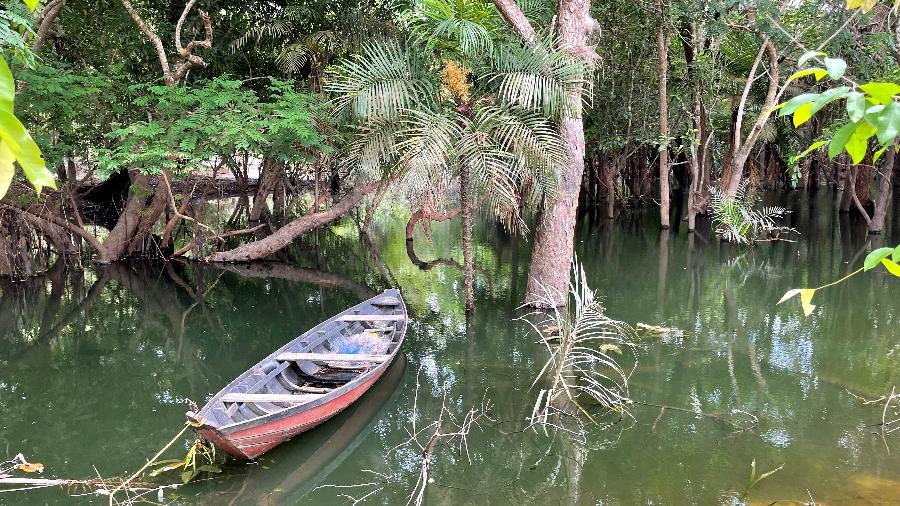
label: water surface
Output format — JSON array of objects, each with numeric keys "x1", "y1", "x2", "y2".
[{"x1": 2, "y1": 192, "x2": 899, "y2": 504}]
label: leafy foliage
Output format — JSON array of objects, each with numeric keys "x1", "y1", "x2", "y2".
[
  {"x1": 0, "y1": 0, "x2": 55, "y2": 198},
  {"x1": 780, "y1": 51, "x2": 900, "y2": 164},
  {"x1": 97, "y1": 77, "x2": 328, "y2": 177}
]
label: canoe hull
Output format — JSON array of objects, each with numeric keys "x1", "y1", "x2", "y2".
[{"x1": 200, "y1": 362, "x2": 389, "y2": 459}]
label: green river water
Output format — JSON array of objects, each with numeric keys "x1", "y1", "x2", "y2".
[{"x1": 1, "y1": 191, "x2": 899, "y2": 505}]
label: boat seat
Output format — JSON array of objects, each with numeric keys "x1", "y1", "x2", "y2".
[
  {"x1": 275, "y1": 352, "x2": 390, "y2": 363},
  {"x1": 337, "y1": 314, "x2": 405, "y2": 322},
  {"x1": 221, "y1": 393, "x2": 324, "y2": 404}
]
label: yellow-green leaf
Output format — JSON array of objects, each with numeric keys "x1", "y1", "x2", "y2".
[
  {"x1": 800, "y1": 289, "x2": 817, "y2": 316},
  {"x1": 0, "y1": 142, "x2": 13, "y2": 199},
  {"x1": 865, "y1": 247, "x2": 894, "y2": 270},
  {"x1": 859, "y1": 82, "x2": 900, "y2": 106},
  {"x1": 786, "y1": 68, "x2": 827, "y2": 85},
  {"x1": 0, "y1": 57, "x2": 14, "y2": 114},
  {"x1": 0, "y1": 110, "x2": 55, "y2": 192},
  {"x1": 22, "y1": 0, "x2": 39, "y2": 11},
  {"x1": 778, "y1": 289, "x2": 802, "y2": 304},
  {"x1": 793, "y1": 103, "x2": 814, "y2": 127},
  {"x1": 882, "y1": 258, "x2": 900, "y2": 277}
]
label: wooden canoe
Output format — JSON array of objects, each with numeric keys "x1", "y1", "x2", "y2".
[{"x1": 187, "y1": 289, "x2": 407, "y2": 459}]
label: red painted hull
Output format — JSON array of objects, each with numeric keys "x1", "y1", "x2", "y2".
[{"x1": 200, "y1": 365, "x2": 388, "y2": 459}]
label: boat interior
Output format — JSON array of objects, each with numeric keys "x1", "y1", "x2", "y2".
[{"x1": 195, "y1": 293, "x2": 406, "y2": 428}]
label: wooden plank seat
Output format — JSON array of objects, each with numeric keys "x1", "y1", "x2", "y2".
[
  {"x1": 275, "y1": 352, "x2": 391, "y2": 363},
  {"x1": 337, "y1": 314, "x2": 405, "y2": 322},
  {"x1": 221, "y1": 393, "x2": 324, "y2": 404}
]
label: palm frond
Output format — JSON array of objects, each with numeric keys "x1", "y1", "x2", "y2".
[
  {"x1": 489, "y1": 38, "x2": 588, "y2": 119},
  {"x1": 408, "y1": 0, "x2": 498, "y2": 57},
  {"x1": 710, "y1": 182, "x2": 794, "y2": 243},
  {"x1": 519, "y1": 258, "x2": 634, "y2": 436},
  {"x1": 275, "y1": 42, "x2": 314, "y2": 75},
  {"x1": 325, "y1": 40, "x2": 437, "y2": 120}
]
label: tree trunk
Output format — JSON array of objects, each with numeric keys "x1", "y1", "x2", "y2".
[
  {"x1": 34, "y1": 0, "x2": 66, "y2": 52},
  {"x1": 206, "y1": 181, "x2": 382, "y2": 262},
  {"x1": 869, "y1": 149, "x2": 894, "y2": 234},
  {"x1": 460, "y1": 163, "x2": 474, "y2": 312},
  {"x1": 249, "y1": 158, "x2": 282, "y2": 222},
  {"x1": 98, "y1": 171, "x2": 154, "y2": 263},
  {"x1": 724, "y1": 39, "x2": 779, "y2": 197},
  {"x1": 523, "y1": 0, "x2": 595, "y2": 306},
  {"x1": 656, "y1": 0, "x2": 670, "y2": 229}
]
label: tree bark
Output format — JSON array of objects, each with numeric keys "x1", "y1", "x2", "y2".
[
  {"x1": 460, "y1": 163, "x2": 475, "y2": 312},
  {"x1": 98, "y1": 170, "x2": 154, "y2": 263},
  {"x1": 492, "y1": 0, "x2": 537, "y2": 42},
  {"x1": 249, "y1": 158, "x2": 281, "y2": 222},
  {"x1": 501, "y1": 0, "x2": 596, "y2": 307},
  {"x1": 33, "y1": 0, "x2": 65, "y2": 52},
  {"x1": 725, "y1": 39, "x2": 779, "y2": 197},
  {"x1": 656, "y1": 0, "x2": 671, "y2": 229},
  {"x1": 869, "y1": 149, "x2": 894, "y2": 234},
  {"x1": 206, "y1": 181, "x2": 382, "y2": 262}
]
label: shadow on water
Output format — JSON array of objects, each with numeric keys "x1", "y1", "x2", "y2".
[{"x1": 1, "y1": 191, "x2": 900, "y2": 504}]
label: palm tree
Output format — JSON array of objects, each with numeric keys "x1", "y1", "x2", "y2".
[
  {"x1": 325, "y1": 0, "x2": 587, "y2": 310},
  {"x1": 230, "y1": 0, "x2": 397, "y2": 89}
]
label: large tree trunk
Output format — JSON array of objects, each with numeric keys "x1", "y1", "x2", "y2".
[
  {"x1": 869, "y1": 149, "x2": 894, "y2": 234},
  {"x1": 206, "y1": 181, "x2": 381, "y2": 262},
  {"x1": 523, "y1": 0, "x2": 596, "y2": 306},
  {"x1": 656, "y1": 0, "x2": 670, "y2": 229}
]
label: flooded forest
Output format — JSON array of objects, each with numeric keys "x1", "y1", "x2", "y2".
[{"x1": 1, "y1": 0, "x2": 899, "y2": 504}]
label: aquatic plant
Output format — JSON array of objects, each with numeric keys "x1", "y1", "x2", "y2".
[
  {"x1": 742, "y1": 459, "x2": 783, "y2": 499},
  {"x1": 520, "y1": 259, "x2": 635, "y2": 434},
  {"x1": 709, "y1": 182, "x2": 793, "y2": 244}
]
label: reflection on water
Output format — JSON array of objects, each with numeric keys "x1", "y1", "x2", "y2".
[{"x1": 1, "y1": 191, "x2": 899, "y2": 505}]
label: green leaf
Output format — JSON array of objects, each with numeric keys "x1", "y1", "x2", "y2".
[
  {"x1": 823, "y1": 58, "x2": 847, "y2": 80},
  {"x1": 793, "y1": 103, "x2": 814, "y2": 127},
  {"x1": 811, "y1": 87, "x2": 850, "y2": 114},
  {"x1": 797, "y1": 51, "x2": 826, "y2": 67},
  {"x1": 873, "y1": 145, "x2": 888, "y2": 162},
  {"x1": 894, "y1": 244, "x2": 900, "y2": 262},
  {"x1": 883, "y1": 259, "x2": 900, "y2": 277},
  {"x1": 798, "y1": 140, "x2": 828, "y2": 158},
  {"x1": 846, "y1": 122, "x2": 875, "y2": 164},
  {"x1": 859, "y1": 82, "x2": 900, "y2": 106},
  {"x1": 829, "y1": 122, "x2": 857, "y2": 159},
  {"x1": 0, "y1": 111, "x2": 55, "y2": 192},
  {"x1": 0, "y1": 57, "x2": 14, "y2": 114},
  {"x1": 0, "y1": 142, "x2": 13, "y2": 199},
  {"x1": 779, "y1": 93, "x2": 819, "y2": 117},
  {"x1": 23, "y1": 0, "x2": 38, "y2": 11},
  {"x1": 846, "y1": 92, "x2": 866, "y2": 122},
  {"x1": 874, "y1": 102, "x2": 900, "y2": 146},
  {"x1": 864, "y1": 247, "x2": 894, "y2": 270}
]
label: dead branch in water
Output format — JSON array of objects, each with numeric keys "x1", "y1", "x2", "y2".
[
  {"x1": 317, "y1": 372, "x2": 493, "y2": 505},
  {"x1": 0, "y1": 453, "x2": 175, "y2": 504}
]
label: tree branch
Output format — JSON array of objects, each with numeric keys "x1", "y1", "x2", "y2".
[
  {"x1": 492, "y1": 0, "x2": 537, "y2": 43},
  {"x1": 118, "y1": 0, "x2": 171, "y2": 77}
]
